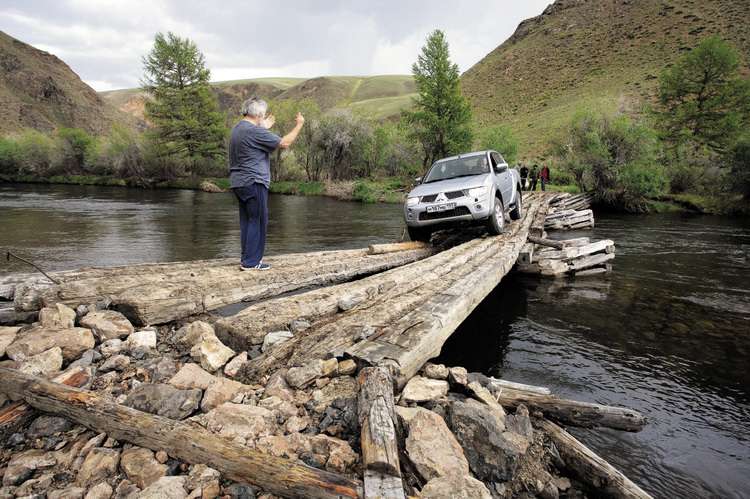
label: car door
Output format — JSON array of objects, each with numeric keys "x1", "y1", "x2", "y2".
[{"x1": 491, "y1": 152, "x2": 512, "y2": 205}]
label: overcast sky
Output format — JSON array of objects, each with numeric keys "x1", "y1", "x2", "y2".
[{"x1": 1, "y1": 0, "x2": 550, "y2": 91}]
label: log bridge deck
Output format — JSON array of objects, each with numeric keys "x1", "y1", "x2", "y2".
[{"x1": 5, "y1": 192, "x2": 554, "y2": 386}]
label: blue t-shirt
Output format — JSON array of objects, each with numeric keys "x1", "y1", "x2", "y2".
[{"x1": 228, "y1": 120, "x2": 281, "y2": 189}]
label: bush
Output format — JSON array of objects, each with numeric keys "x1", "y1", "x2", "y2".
[
  {"x1": 476, "y1": 125, "x2": 518, "y2": 164},
  {"x1": 15, "y1": 130, "x2": 57, "y2": 176},
  {"x1": 57, "y1": 128, "x2": 95, "y2": 173},
  {"x1": 728, "y1": 138, "x2": 750, "y2": 199},
  {"x1": 0, "y1": 137, "x2": 20, "y2": 175}
]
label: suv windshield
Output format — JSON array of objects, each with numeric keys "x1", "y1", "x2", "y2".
[{"x1": 424, "y1": 155, "x2": 489, "y2": 183}]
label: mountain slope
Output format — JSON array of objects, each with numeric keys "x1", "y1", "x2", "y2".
[
  {"x1": 461, "y1": 0, "x2": 750, "y2": 156},
  {"x1": 0, "y1": 31, "x2": 122, "y2": 135}
]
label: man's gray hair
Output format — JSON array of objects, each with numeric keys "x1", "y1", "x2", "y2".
[{"x1": 241, "y1": 97, "x2": 268, "y2": 118}]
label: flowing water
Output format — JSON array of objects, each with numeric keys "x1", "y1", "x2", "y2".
[{"x1": 1, "y1": 183, "x2": 749, "y2": 498}]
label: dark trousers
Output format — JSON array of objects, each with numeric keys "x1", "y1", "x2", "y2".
[
  {"x1": 541, "y1": 177, "x2": 547, "y2": 191},
  {"x1": 530, "y1": 177, "x2": 538, "y2": 191},
  {"x1": 233, "y1": 183, "x2": 268, "y2": 267}
]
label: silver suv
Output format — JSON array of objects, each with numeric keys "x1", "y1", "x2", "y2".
[{"x1": 404, "y1": 150, "x2": 523, "y2": 241}]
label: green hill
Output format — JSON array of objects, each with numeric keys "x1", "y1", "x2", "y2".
[{"x1": 461, "y1": 0, "x2": 750, "y2": 157}]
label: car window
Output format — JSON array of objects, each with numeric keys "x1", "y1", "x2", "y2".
[
  {"x1": 492, "y1": 152, "x2": 505, "y2": 165},
  {"x1": 489, "y1": 153, "x2": 497, "y2": 168},
  {"x1": 424, "y1": 156, "x2": 490, "y2": 183}
]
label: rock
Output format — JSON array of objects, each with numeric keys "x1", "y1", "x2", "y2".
[
  {"x1": 337, "y1": 359, "x2": 357, "y2": 376},
  {"x1": 400, "y1": 376, "x2": 449, "y2": 404},
  {"x1": 142, "y1": 357, "x2": 179, "y2": 383},
  {"x1": 14, "y1": 471, "x2": 53, "y2": 496},
  {"x1": 174, "y1": 321, "x2": 215, "y2": 349},
  {"x1": 85, "y1": 482, "x2": 114, "y2": 499},
  {"x1": 18, "y1": 347, "x2": 63, "y2": 376},
  {"x1": 320, "y1": 358, "x2": 338, "y2": 377},
  {"x1": 311, "y1": 376, "x2": 358, "y2": 413},
  {"x1": 466, "y1": 381, "x2": 506, "y2": 415},
  {"x1": 263, "y1": 370, "x2": 293, "y2": 401},
  {"x1": 168, "y1": 363, "x2": 216, "y2": 390},
  {"x1": 190, "y1": 335, "x2": 235, "y2": 372},
  {"x1": 199, "y1": 180, "x2": 224, "y2": 193},
  {"x1": 285, "y1": 415, "x2": 309, "y2": 433},
  {"x1": 201, "y1": 378, "x2": 248, "y2": 412},
  {"x1": 309, "y1": 435, "x2": 358, "y2": 473},
  {"x1": 99, "y1": 354, "x2": 131, "y2": 373},
  {"x1": 124, "y1": 330, "x2": 156, "y2": 354},
  {"x1": 224, "y1": 352, "x2": 248, "y2": 377},
  {"x1": 447, "y1": 398, "x2": 528, "y2": 482},
  {"x1": 187, "y1": 464, "x2": 221, "y2": 496},
  {"x1": 69, "y1": 349, "x2": 101, "y2": 369},
  {"x1": 261, "y1": 331, "x2": 293, "y2": 353},
  {"x1": 285, "y1": 360, "x2": 323, "y2": 389},
  {"x1": 124, "y1": 384, "x2": 202, "y2": 420},
  {"x1": 396, "y1": 406, "x2": 469, "y2": 480},
  {"x1": 258, "y1": 395, "x2": 298, "y2": 420},
  {"x1": 198, "y1": 403, "x2": 277, "y2": 442},
  {"x1": 80, "y1": 310, "x2": 134, "y2": 340},
  {"x1": 100, "y1": 339, "x2": 124, "y2": 358},
  {"x1": 120, "y1": 447, "x2": 168, "y2": 489},
  {"x1": 422, "y1": 363, "x2": 449, "y2": 380},
  {"x1": 289, "y1": 319, "x2": 311, "y2": 333},
  {"x1": 6, "y1": 326, "x2": 95, "y2": 362},
  {"x1": 0, "y1": 326, "x2": 20, "y2": 357},
  {"x1": 2, "y1": 450, "x2": 56, "y2": 486},
  {"x1": 114, "y1": 479, "x2": 140, "y2": 499},
  {"x1": 138, "y1": 476, "x2": 188, "y2": 499},
  {"x1": 420, "y1": 474, "x2": 492, "y2": 499},
  {"x1": 77, "y1": 448, "x2": 121, "y2": 487},
  {"x1": 553, "y1": 476, "x2": 571, "y2": 491},
  {"x1": 506, "y1": 404, "x2": 534, "y2": 440},
  {"x1": 49, "y1": 486, "x2": 86, "y2": 499},
  {"x1": 541, "y1": 480, "x2": 560, "y2": 499},
  {"x1": 27, "y1": 415, "x2": 73, "y2": 438},
  {"x1": 448, "y1": 366, "x2": 468, "y2": 387},
  {"x1": 38, "y1": 303, "x2": 76, "y2": 329},
  {"x1": 223, "y1": 483, "x2": 258, "y2": 498}
]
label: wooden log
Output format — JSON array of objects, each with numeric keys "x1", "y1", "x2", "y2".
[
  {"x1": 368, "y1": 242, "x2": 428, "y2": 255},
  {"x1": 531, "y1": 240, "x2": 615, "y2": 261},
  {"x1": 357, "y1": 368, "x2": 402, "y2": 478},
  {"x1": 568, "y1": 252, "x2": 615, "y2": 272},
  {"x1": 363, "y1": 471, "x2": 406, "y2": 499},
  {"x1": 528, "y1": 236, "x2": 564, "y2": 250},
  {"x1": 535, "y1": 419, "x2": 652, "y2": 499},
  {"x1": 494, "y1": 387, "x2": 645, "y2": 432},
  {"x1": 483, "y1": 377, "x2": 551, "y2": 395},
  {"x1": 0, "y1": 367, "x2": 362, "y2": 499},
  {"x1": 575, "y1": 265, "x2": 611, "y2": 277},
  {"x1": 518, "y1": 243, "x2": 534, "y2": 265}
]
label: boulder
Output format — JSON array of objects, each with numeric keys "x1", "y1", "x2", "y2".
[
  {"x1": 198, "y1": 402, "x2": 277, "y2": 442},
  {"x1": 289, "y1": 319, "x2": 311, "y2": 333},
  {"x1": 6, "y1": 326, "x2": 95, "y2": 362},
  {"x1": 124, "y1": 383, "x2": 202, "y2": 420},
  {"x1": 506, "y1": 404, "x2": 534, "y2": 441},
  {"x1": 337, "y1": 359, "x2": 357, "y2": 376},
  {"x1": 258, "y1": 395, "x2": 298, "y2": 420},
  {"x1": 77, "y1": 448, "x2": 120, "y2": 487},
  {"x1": 2, "y1": 449, "x2": 56, "y2": 486},
  {"x1": 466, "y1": 381, "x2": 506, "y2": 415},
  {"x1": 447, "y1": 398, "x2": 528, "y2": 482},
  {"x1": 186, "y1": 464, "x2": 221, "y2": 497},
  {"x1": 396, "y1": 406, "x2": 469, "y2": 480},
  {"x1": 201, "y1": 377, "x2": 248, "y2": 412},
  {"x1": 27, "y1": 415, "x2": 73, "y2": 438},
  {"x1": 263, "y1": 370, "x2": 293, "y2": 401},
  {"x1": 190, "y1": 335, "x2": 235, "y2": 372},
  {"x1": 114, "y1": 479, "x2": 140, "y2": 499},
  {"x1": 420, "y1": 474, "x2": 492, "y2": 499},
  {"x1": 138, "y1": 476, "x2": 188, "y2": 499},
  {"x1": 142, "y1": 357, "x2": 179, "y2": 383},
  {"x1": 168, "y1": 363, "x2": 216, "y2": 390},
  {"x1": 223, "y1": 351, "x2": 248, "y2": 377},
  {"x1": 80, "y1": 310, "x2": 134, "y2": 340},
  {"x1": 18, "y1": 346, "x2": 63, "y2": 376},
  {"x1": 99, "y1": 338, "x2": 124, "y2": 358},
  {"x1": 174, "y1": 321, "x2": 215, "y2": 349},
  {"x1": 285, "y1": 360, "x2": 323, "y2": 389},
  {"x1": 311, "y1": 376, "x2": 358, "y2": 413},
  {"x1": 38, "y1": 303, "x2": 76, "y2": 329},
  {"x1": 124, "y1": 330, "x2": 156, "y2": 354},
  {"x1": 98, "y1": 354, "x2": 131, "y2": 373},
  {"x1": 261, "y1": 330, "x2": 293, "y2": 352},
  {"x1": 309, "y1": 434, "x2": 358, "y2": 474},
  {"x1": 0, "y1": 326, "x2": 20, "y2": 357},
  {"x1": 49, "y1": 486, "x2": 86, "y2": 499},
  {"x1": 422, "y1": 363, "x2": 449, "y2": 380},
  {"x1": 199, "y1": 180, "x2": 224, "y2": 193},
  {"x1": 447, "y1": 366, "x2": 468, "y2": 387},
  {"x1": 84, "y1": 482, "x2": 113, "y2": 499},
  {"x1": 400, "y1": 376, "x2": 449, "y2": 404},
  {"x1": 120, "y1": 447, "x2": 167, "y2": 489}
]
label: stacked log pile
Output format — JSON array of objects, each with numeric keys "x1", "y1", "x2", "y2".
[
  {"x1": 518, "y1": 237, "x2": 616, "y2": 277},
  {"x1": 548, "y1": 192, "x2": 594, "y2": 211},
  {"x1": 545, "y1": 193, "x2": 595, "y2": 230}
]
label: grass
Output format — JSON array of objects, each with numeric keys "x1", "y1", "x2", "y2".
[
  {"x1": 352, "y1": 178, "x2": 408, "y2": 203},
  {"x1": 543, "y1": 183, "x2": 581, "y2": 193},
  {"x1": 270, "y1": 181, "x2": 325, "y2": 196}
]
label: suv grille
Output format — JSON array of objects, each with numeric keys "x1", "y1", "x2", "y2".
[
  {"x1": 419, "y1": 206, "x2": 471, "y2": 221},
  {"x1": 420, "y1": 194, "x2": 438, "y2": 203},
  {"x1": 445, "y1": 190, "x2": 464, "y2": 199}
]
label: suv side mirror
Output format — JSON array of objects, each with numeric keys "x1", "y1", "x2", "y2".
[
  {"x1": 494, "y1": 164, "x2": 508, "y2": 173},
  {"x1": 414, "y1": 177, "x2": 422, "y2": 184}
]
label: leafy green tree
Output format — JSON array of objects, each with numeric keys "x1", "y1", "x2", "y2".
[
  {"x1": 142, "y1": 32, "x2": 226, "y2": 163},
  {"x1": 266, "y1": 98, "x2": 321, "y2": 181},
  {"x1": 404, "y1": 30, "x2": 473, "y2": 167},
  {"x1": 57, "y1": 128, "x2": 94, "y2": 172},
  {"x1": 476, "y1": 125, "x2": 518, "y2": 164},
  {"x1": 657, "y1": 36, "x2": 750, "y2": 153},
  {"x1": 0, "y1": 137, "x2": 20, "y2": 175}
]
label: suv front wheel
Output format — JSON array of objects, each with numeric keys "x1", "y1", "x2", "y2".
[
  {"x1": 509, "y1": 190, "x2": 523, "y2": 220},
  {"x1": 487, "y1": 196, "x2": 505, "y2": 235},
  {"x1": 407, "y1": 226, "x2": 433, "y2": 242}
]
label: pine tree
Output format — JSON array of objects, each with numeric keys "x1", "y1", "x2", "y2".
[
  {"x1": 404, "y1": 30, "x2": 473, "y2": 167},
  {"x1": 142, "y1": 32, "x2": 226, "y2": 161}
]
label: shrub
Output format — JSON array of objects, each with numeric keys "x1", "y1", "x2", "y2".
[
  {"x1": 57, "y1": 128, "x2": 95, "y2": 173},
  {"x1": 15, "y1": 130, "x2": 57, "y2": 176},
  {"x1": 728, "y1": 137, "x2": 750, "y2": 199},
  {"x1": 476, "y1": 125, "x2": 518, "y2": 164},
  {"x1": 0, "y1": 137, "x2": 20, "y2": 175}
]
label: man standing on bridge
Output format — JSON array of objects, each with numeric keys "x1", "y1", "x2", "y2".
[{"x1": 229, "y1": 97, "x2": 305, "y2": 271}]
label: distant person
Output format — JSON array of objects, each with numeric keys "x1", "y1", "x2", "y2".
[
  {"x1": 540, "y1": 164, "x2": 551, "y2": 191},
  {"x1": 229, "y1": 97, "x2": 304, "y2": 271},
  {"x1": 519, "y1": 164, "x2": 529, "y2": 190},
  {"x1": 530, "y1": 165, "x2": 539, "y2": 191}
]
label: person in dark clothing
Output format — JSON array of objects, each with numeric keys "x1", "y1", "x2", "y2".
[
  {"x1": 540, "y1": 164, "x2": 551, "y2": 191},
  {"x1": 530, "y1": 165, "x2": 539, "y2": 191},
  {"x1": 229, "y1": 97, "x2": 304, "y2": 270},
  {"x1": 519, "y1": 164, "x2": 529, "y2": 190}
]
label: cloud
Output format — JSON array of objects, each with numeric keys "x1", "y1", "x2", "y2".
[{"x1": 1, "y1": 0, "x2": 551, "y2": 91}]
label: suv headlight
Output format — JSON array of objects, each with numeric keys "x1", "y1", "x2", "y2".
[
  {"x1": 467, "y1": 187, "x2": 487, "y2": 198},
  {"x1": 406, "y1": 197, "x2": 420, "y2": 206}
]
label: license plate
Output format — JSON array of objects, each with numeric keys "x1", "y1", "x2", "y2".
[{"x1": 427, "y1": 202, "x2": 456, "y2": 213}]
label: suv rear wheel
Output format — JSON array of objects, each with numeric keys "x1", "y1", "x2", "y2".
[
  {"x1": 509, "y1": 189, "x2": 523, "y2": 220},
  {"x1": 487, "y1": 196, "x2": 505, "y2": 235},
  {"x1": 407, "y1": 226, "x2": 433, "y2": 242}
]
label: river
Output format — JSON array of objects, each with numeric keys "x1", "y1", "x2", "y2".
[{"x1": 1, "y1": 183, "x2": 749, "y2": 498}]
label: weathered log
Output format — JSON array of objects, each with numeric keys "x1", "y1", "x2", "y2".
[
  {"x1": 357, "y1": 368, "x2": 402, "y2": 478},
  {"x1": 363, "y1": 471, "x2": 406, "y2": 499},
  {"x1": 495, "y1": 387, "x2": 645, "y2": 432},
  {"x1": 576, "y1": 264, "x2": 613, "y2": 276},
  {"x1": 535, "y1": 419, "x2": 652, "y2": 499},
  {"x1": 481, "y1": 376, "x2": 551, "y2": 395},
  {"x1": 528, "y1": 236, "x2": 565, "y2": 250},
  {"x1": 518, "y1": 243, "x2": 535, "y2": 265},
  {"x1": 368, "y1": 241, "x2": 428, "y2": 255},
  {"x1": 568, "y1": 252, "x2": 616, "y2": 272},
  {"x1": 532, "y1": 240, "x2": 615, "y2": 261},
  {"x1": 0, "y1": 367, "x2": 362, "y2": 499}
]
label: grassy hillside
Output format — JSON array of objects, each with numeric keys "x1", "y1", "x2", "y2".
[
  {"x1": 461, "y1": 0, "x2": 750, "y2": 157},
  {"x1": 101, "y1": 74, "x2": 416, "y2": 123},
  {"x1": 0, "y1": 31, "x2": 124, "y2": 135}
]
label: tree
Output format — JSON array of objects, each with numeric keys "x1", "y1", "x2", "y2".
[
  {"x1": 476, "y1": 125, "x2": 518, "y2": 164},
  {"x1": 657, "y1": 36, "x2": 750, "y2": 153},
  {"x1": 728, "y1": 137, "x2": 750, "y2": 199},
  {"x1": 266, "y1": 98, "x2": 320, "y2": 181},
  {"x1": 142, "y1": 32, "x2": 226, "y2": 163},
  {"x1": 404, "y1": 30, "x2": 473, "y2": 167},
  {"x1": 57, "y1": 128, "x2": 94, "y2": 172}
]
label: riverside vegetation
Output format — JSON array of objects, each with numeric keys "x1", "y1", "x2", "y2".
[{"x1": 0, "y1": 30, "x2": 748, "y2": 213}]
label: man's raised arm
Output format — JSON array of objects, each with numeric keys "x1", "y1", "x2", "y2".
[{"x1": 279, "y1": 112, "x2": 305, "y2": 149}]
